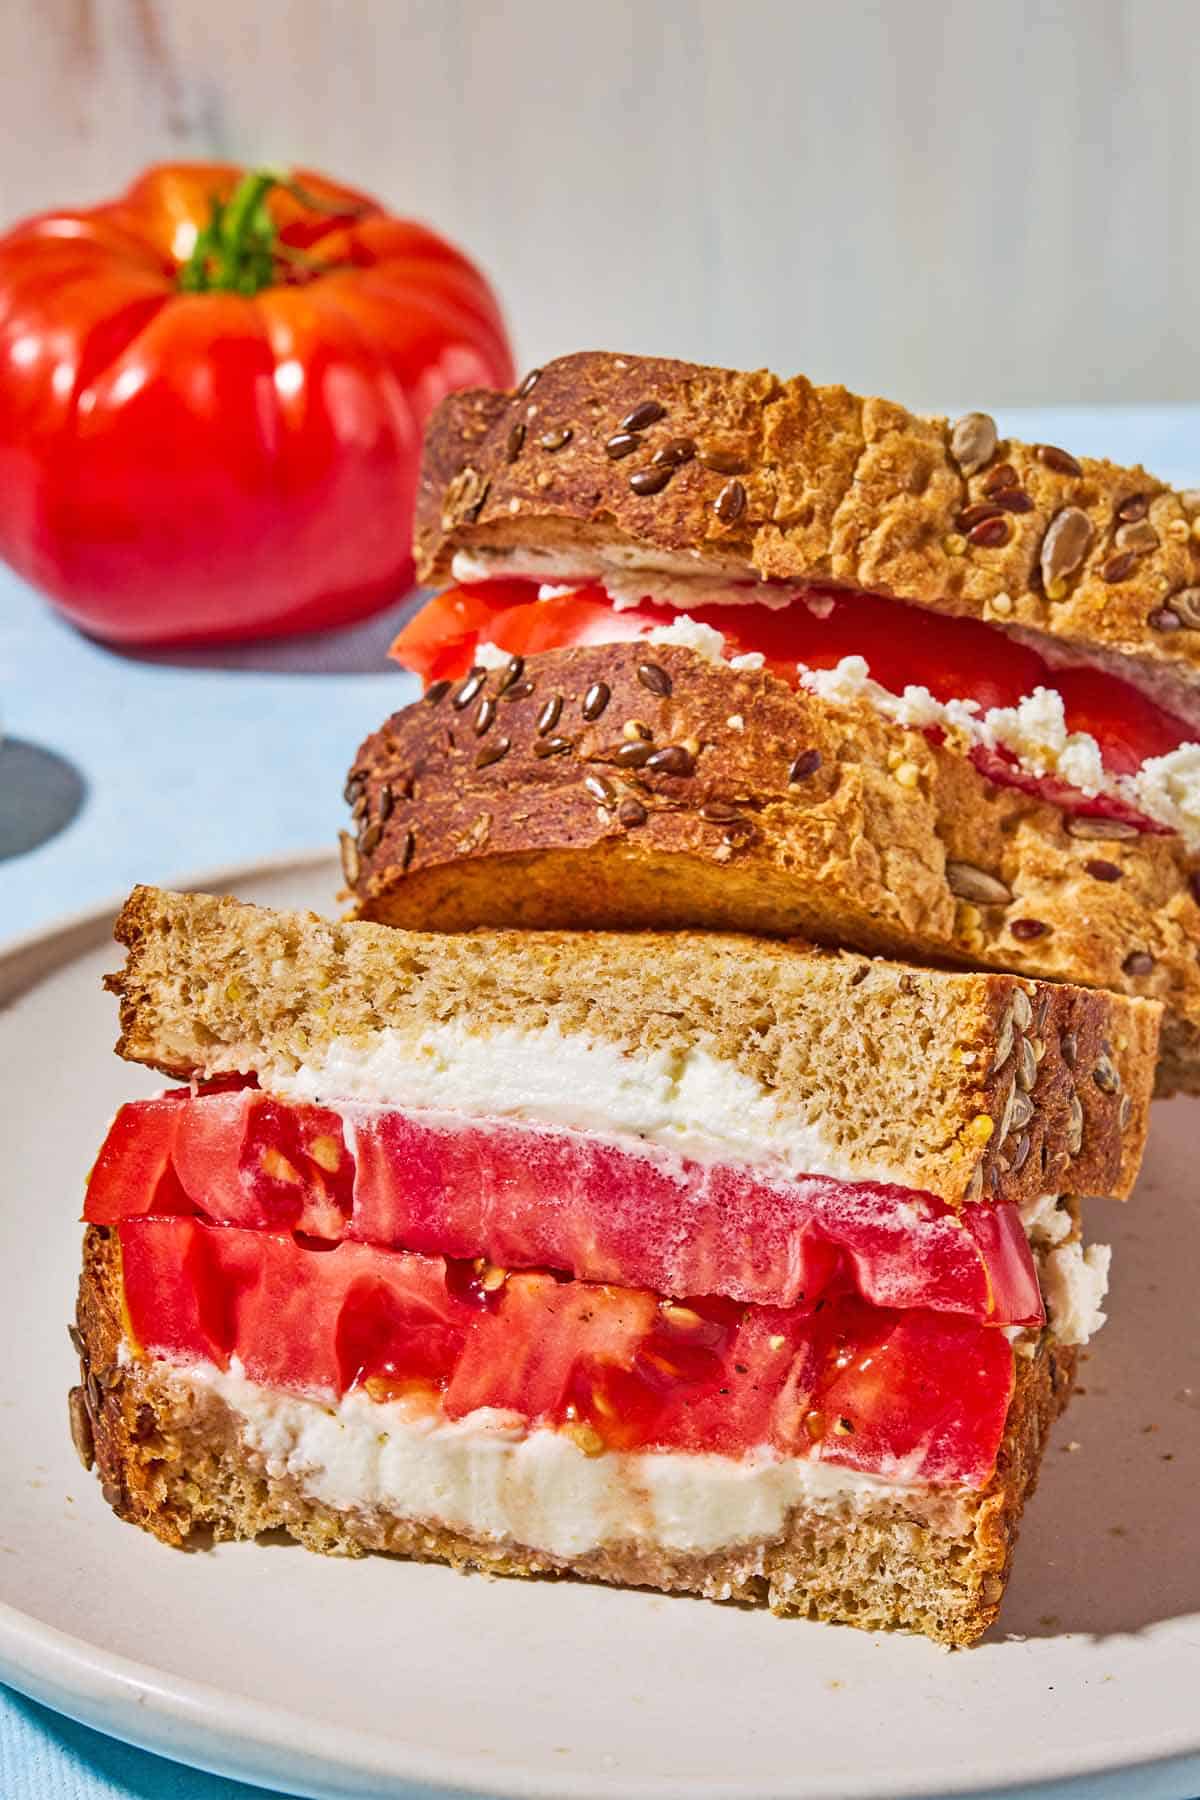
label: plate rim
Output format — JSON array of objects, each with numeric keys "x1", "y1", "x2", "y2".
[{"x1": 3, "y1": 853, "x2": 1200, "y2": 1800}]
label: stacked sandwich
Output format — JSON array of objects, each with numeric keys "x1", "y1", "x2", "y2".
[{"x1": 76, "y1": 353, "x2": 1191, "y2": 1645}]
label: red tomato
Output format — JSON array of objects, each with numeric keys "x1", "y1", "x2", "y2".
[
  {"x1": 119, "y1": 1218, "x2": 1015, "y2": 1484},
  {"x1": 88, "y1": 1091, "x2": 1043, "y2": 1324},
  {"x1": 391, "y1": 578, "x2": 1193, "y2": 790},
  {"x1": 0, "y1": 164, "x2": 513, "y2": 644}
]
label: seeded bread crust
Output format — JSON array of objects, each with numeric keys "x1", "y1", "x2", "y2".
[
  {"x1": 109, "y1": 886, "x2": 1156, "y2": 1207},
  {"x1": 347, "y1": 641, "x2": 1184, "y2": 1094},
  {"x1": 72, "y1": 1225, "x2": 1075, "y2": 1648},
  {"x1": 416, "y1": 351, "x2": 1200, "y2": 684}
]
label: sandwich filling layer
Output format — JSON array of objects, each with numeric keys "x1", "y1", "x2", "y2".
[
  {"x1": 390, "y1": 567, "x2": 1200, "y2": 844},
  {"x1": 166, "y1": 1356, "x2": 979, "y2": 1556},
  {"x1": 86, "y1": 1082, "x2": 1047, "y2": 1322},
  {"x1": 110, "y1": 1217, "x2": 1021, "y2": 1488}
]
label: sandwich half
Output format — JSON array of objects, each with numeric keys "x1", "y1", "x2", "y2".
[
  {"x1": 72, "y1": 887, "x2": 1160, "y2": 1645},
  {"x1": 347, "y1": 351, "x2": 1200, "y2": 1089}
]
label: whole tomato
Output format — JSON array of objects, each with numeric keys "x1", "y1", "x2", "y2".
[{"x1": 0, "y1": 164, "x2": 514, "y2": 645}]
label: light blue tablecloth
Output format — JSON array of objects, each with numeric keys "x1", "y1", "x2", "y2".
[{"x1": 3, "y1": 403, "x2": 1198, "y2": 1797}]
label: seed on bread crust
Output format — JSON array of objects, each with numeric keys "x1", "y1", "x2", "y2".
[
  {"x1": 496, "y1": 655, "x2": 525, "y2": 694},
  {"x1": 584, "y1": 773, "x2": 617, "y2": 807},
  {"x1": 645, "y1": 744, "x2": 695, "y2": 776},
  {"x1": 475, "y1": 738, "x2": 511, "y2": 770},
  {"x1": 582, "y1": 681, "x2": 611, "y2": 721},
  {"x1": 452, "y1": 668, "x2": 486, "y2": 710},
  {"x1": 1093, "y1": 1055, "x2": 1121, "y2": 1094},
  {"x1": 338, "y1": 831, "x2": 360, "y2": 887},
  {"x1": 949, "y1": 412, "x2": 998, "y2": 475},
  {"x1": 68, "y1": 1386, "x2": 94, "y2": 1470},
  {"x1": 1040, "y1": 507, "x2": 1094, "y2": 592},
  {"x1": 1035, "y1": 444, "x2": 1083, "y2": 477},
  {"x1": 636, "y1": 661, "x2": 673, "y2": 697},
  {"x1": 1066, "y1": 814, "x2": 1138, "y2": 840},
  {"x1": 714, "y1": 478, "x2": 747, "y2": 523},
  {"x1": 536, "y1": 695, "x2": 563, "y2": 735},
  {"x1": 604, "y1": 432, "x2": 639, "y2": 460},
  {"x1": 620, "y1": 400, "x2": 666, "y2": 433},
  {"x1": 945, "y1": 861, "x2": 1012, "y2": 906},
  {"x1": 629, "y1": 465, "x2": 673, "y2": 497},
  {"x1": 787, "y1": 749, "x2": 822, "y2": 783}
]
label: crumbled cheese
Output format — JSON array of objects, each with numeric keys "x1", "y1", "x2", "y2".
[
  {"x1": 1019, "y1": 1192, "x2": 1074, "y2": 1248},
  {"x1": 800, "y1": 655, "x2": 1200, "y2": 848},
  {"x1": 472, "y1": 640, "x2": 512, "y2": 669},
  {"x1": 645, "y1": 614, "x2": 728, "y2": 661},
  {"x1": 1042, "y1": 1241, "x2": 1112, "y2": 1346}
]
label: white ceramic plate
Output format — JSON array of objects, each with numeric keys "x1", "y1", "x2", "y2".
[{"x1": 1, "y1": 853, "x2": 1199, "y2": 1800}]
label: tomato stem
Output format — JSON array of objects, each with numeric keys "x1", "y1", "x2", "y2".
[{"x1": 177, "y1": 167, "x2": 365, "y2": 295}]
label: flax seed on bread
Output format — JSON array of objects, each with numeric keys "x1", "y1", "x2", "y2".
[
  {"x1": 73, "y1": 1222, "x2": 1076, "y2": 1647},
  {"x1": 109, "y1": 886, "x2": 1158, "y2": 1206},
  {"x1": 416, "y1": 351, "x2": 1200, "y2": 692}
]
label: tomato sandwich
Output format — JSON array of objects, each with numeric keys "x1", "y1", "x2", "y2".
[
  {"x1": 353, "y1": 351, "x2": 1200, "y2": 1088},
  {"x1": 71, "y1": 886, "x2": 1159, "y2": 1645}
]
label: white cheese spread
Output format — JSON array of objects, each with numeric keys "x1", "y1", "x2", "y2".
[{"x1": 173, "y1": 1358, "x2": 969, "y2": 1556}]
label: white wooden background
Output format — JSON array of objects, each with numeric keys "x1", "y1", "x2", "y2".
[{"x1": 3, "y1": 0, "x2": 1196, "y2": 411}]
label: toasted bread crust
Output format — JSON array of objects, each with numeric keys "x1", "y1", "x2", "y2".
[
  {"x1": 416, "y1": 351, "x2": 1200, "y2": 682},
  {"x1": 109, "y1": 886, "x2": 1156, "y2": 1206},
  {"x1": 73, "y1": 1225, "x2": 1075, "y2": 1647},
  {"x1": 347, "y1": 641, "x2": 1181, "y2": 1095}
]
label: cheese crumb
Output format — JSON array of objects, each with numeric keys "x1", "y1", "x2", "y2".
[{"x1": 800, "y1": 655, "x2": 1200, "y2": 848}]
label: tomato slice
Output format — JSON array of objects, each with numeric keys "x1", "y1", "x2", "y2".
[
  {"x1": 87, "y1": 1094, "x2": 1043, "y2": 1325},
  {"x1": 85, "y1": 1098, "x2": 185, "y2": 1224},
  {"x1": 118, "y1": 1218, "x2": 1016, "y2": 1486},
  {"x1": 390, "y1": 578, "x2": 1194, "y2": 801}
]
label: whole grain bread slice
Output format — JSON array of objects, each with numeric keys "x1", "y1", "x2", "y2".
[
  {"x1": 109, "y1": 886, "x2": 1157, "y2": 1206},
  {"x1": 73, "y1": 1222, "x2": 1076, "y2": 1648},
  {"x1": 347, "y1": 640, "x2": 1187, "y2": 1093},
  {"x1": 416, "y1": 351, "x2": 1200, "y2": 693}
]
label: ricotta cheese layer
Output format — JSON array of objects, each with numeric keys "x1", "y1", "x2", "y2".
[
  {"x1": 174, "y1": 1358, "x2": 971, "y2": 1556},
  {"x1": 274, "y1": 1020, "x2": 915, "y2": 1186}
]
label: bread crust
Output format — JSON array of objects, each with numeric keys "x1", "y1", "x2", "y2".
[
  {"x1": 108, "y1": 885, "x2": 1157, "y2": 1206},
  {"x1": 415, "y1": 351, "x2": 1200, "y2": 683},
  {"x1": 73, "y1": 1225, "x2": 1076, "y2": 1648},
  {"x1": 347, "y1": 641, "x2": 1175, "y2": 1096}
]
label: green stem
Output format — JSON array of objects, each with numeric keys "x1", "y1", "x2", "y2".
[{"x1": 177, "y1": 166, "x2": 364, "y2": 295}]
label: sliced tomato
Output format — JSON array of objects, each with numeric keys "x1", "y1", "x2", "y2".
[
  {"x1": 390, "y1": 578, "x2": 1194, "y2": 799},
  {"x1": 89, "y1": 1095, "x2": 1043, "y2": 1324},
  {"x1": 92, "y1": 1090, "x2": 354, "y2": 1237},
  {"x1": 119, "y1": 1218, "x2": 476, "y2": 1392},
  {"x1": 85, "y1": 1098, "x2": 184, "y2": 1225},
  {"x1": 783, "y1": 1307, "x2": 1017, "y2": 1488},
  {"x1": 118, "y1": 1219, "x2": 1016, "y2": 1485}
]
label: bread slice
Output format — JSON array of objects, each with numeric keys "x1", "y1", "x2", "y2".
[
  {"x1": 416, "y1": 351, "x2": 1200, "y2": 697},
  {"x1": 109, "y1": 886, "x2": 1158, "y2": 1206},
  {"x1": 346, "y1": 640, "x2": 1193, "y2": 1091},
  {"x1": 72, "y1": 1222, "x2": 1076, "y2": 1647}
]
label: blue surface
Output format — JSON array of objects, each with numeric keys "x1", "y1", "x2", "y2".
[{"x1": 3, "y1": 402, "x2": 1199, "y2": 1796}]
